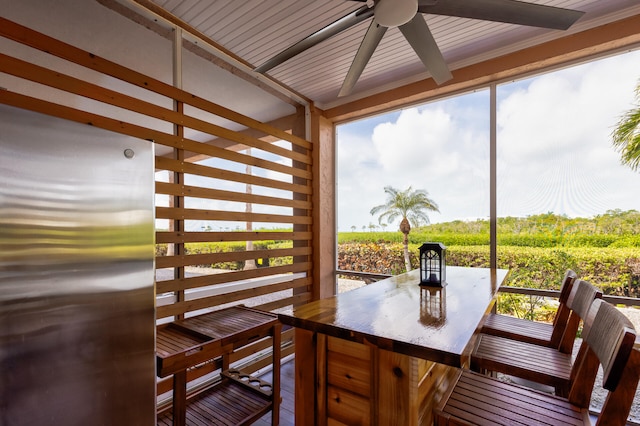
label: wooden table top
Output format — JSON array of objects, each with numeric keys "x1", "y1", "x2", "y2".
[{"x1": 278, "y1": 266, "x2": 508, "y2": 367}]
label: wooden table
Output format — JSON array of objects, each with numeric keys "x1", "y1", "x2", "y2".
[
  {"x1": 156, "y1": 306, "x2": 281, "y2": 426},
  {"x1": 278, "y1": 266, "x2": 508, "y2": 426}
]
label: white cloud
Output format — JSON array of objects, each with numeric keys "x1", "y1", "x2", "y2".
[
  {"x1": 338, "y1": 49, "x2": 640, "y2": 230},
  {"x1": 496, "y1": 50, "x2": 640, "y2": 218},
  {"x1": 373, "y1": 108, "x2": 461, "y2": 176}
]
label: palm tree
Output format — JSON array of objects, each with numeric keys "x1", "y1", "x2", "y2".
[
  {"x1": 370, "y1": 186, "x2": 439, "y2": 272},
  {"x1": 612, "y1": 81, "x2": 640, "y2": 171}
]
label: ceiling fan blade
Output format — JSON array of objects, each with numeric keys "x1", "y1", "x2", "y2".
[
  {"x1": 419, "y1": 0, "x2": 584, "y2": 30},
  {"x1": 255, "y1": 5, "x2": 374, "y2": 73},
  {"x1": 399, "y1": 14, "x2": 452, "y2": 85},
  {"x1": 339, "y1": 20, "x2": 387, "y2": 97}
]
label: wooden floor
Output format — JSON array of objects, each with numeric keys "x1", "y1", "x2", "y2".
[{"x1": 254, "y1": 358, "x2": 295, "y2": 426}]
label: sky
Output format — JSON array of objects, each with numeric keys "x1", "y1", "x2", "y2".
[{"x1": 336, "y1": 49, "x2": 640, "y2": 232}]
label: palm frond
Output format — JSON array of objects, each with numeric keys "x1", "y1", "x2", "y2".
[
  {"x1": 370, "y1": 185, "x2": 439, "y2": 229},
  {"x1": 612, "y1": 81, "x2": 640, "y2": 171}
]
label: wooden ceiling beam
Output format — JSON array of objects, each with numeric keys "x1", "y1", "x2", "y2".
[{"x1": 324, "y1": 13, "x2": 640, "y2": 123}]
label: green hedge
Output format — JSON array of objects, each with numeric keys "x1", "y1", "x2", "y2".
[
  {"x1": 156, "y1": 239, "x2": 640, "y2": 296},
  {"x1": 339, "y1": 231, "x2": 640, "y2": 248},
  {"x1": 337, "y1": 242, "x2": 640, "y2": 297}
]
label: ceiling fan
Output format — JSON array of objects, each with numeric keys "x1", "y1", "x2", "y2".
[{"x1": 254, "y1": 0, "x2": 585, "y2": 97}]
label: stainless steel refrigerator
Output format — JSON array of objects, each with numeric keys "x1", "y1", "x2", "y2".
[{"x1": 0, "y1": 104, "x2": 156, "y2": 425}]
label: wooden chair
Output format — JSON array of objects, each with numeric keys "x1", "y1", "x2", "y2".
[
  {"x1": 470, "y1": 279, "x2": 602, "y2": 397},
  {"x1": 436, "y1": 298, "x2": 639, "y2": 426},
  {"x1": 480, "y1": 269, "x2": 577, "y2": 348}
]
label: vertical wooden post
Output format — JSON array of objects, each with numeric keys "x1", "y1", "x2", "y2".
[
  {"x1": 291, "y1": 106, "x2": 313, "y2": 303},
  {"x1": 377, "y1": 350, "x2": 417, "y2": 426},
  {"x1": 172, "y1": 371, "x2": 187, "y2": 426},
  {"x1": 309, "y1": 106, "x2": 337, "y2": 300},
  {"x1": 172, "y1": 27, "x2": 185, "y2": 320},
  {"x1": 489, "y1": 83, "x2": 497, "y2": 271}
]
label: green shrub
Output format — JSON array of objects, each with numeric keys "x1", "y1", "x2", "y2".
[
  {"x1": 336, "y1": 242, "x2": 640, "y2": 296},
  {"x1": 155, "y1": 232, "x2": 640, "y2": 297},
  {"x1": 497, "y1": 293, "x2": 558, "y2": 321}
]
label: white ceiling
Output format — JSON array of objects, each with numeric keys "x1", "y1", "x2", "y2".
[
  {"x1": 119, "y1": 0, "x2": 640, "y2": 109},
  {"x1": 2, "y1": 0, "x2": 639, "y2": 134}
]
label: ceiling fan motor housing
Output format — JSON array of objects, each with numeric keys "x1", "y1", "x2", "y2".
[{"x1": 375, "y1": 0, "x2": 418, "y2": 27}]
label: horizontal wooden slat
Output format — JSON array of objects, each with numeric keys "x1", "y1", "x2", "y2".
[
  {"x1": 156, "y1": 157, "x2": 311, "y2": 195},
  {"x1": 156, "y1": 246, "x2": 311, "y2": 269},
  {"x1": 254, "y1": 292, "x2": 312, "y2": 312},
  {"x1": 232, "y1": 328, "x2": 294, "y2": 368},
  {"x1": 0, "y1": 89, "x2": 180, "y2": 146},
  {"x1": 158, "y1": 282, "x2": 311, "y2": 319},
  {"x1": 328, "y1": 337, "x2": 372, "y2": 361},
  {"x1": 0, "y1": 17, "x2": 312, "y2": 153},
  {"x1": 0, "y1": 53, "x2": 312, "y2": 170},
  {"x1": 156, "y1": 206, "x2": 313, "y2": 225},
  {"x1": 170, "y1": 277, "x2": 310, "y2": 313},
  {"x1": 244, "y1": 340, "x2": 296, "y2": 374},
  {"x1": 327, "y1": 385, "x2": 371, "y2": 426},
  {"x1": 0, "y1": 86, "x2": 309, "y2": 177},
  {"x1": 327, "y1": 351, "x2": 371, "y2": 397},
  {"x1": 155, "y1": 182, "x2": 312, "y2": 210},
  {"x1": 155, "y1": 230, "x2": 312, "y2": 244},
  {"x1": 156, "y1": 262, "x2": 311, "y2": 293}
]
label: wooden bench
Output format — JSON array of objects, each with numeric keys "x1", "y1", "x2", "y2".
[
  {"x1": 470, "y1": 279, "x2": 602, "y2": 397},
  {"x1": 480, "y1": 269, "x2": 577, "y2": 348},
  {"x1": 435, "y1": 298, "x2": 639, "y2": 425}
]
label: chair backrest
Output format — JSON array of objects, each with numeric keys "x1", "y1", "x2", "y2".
[
  {"x1": 570, "y1": 299, "x2": 639, "y2": 425},
  {"x1": 582, "y1": 299, "x2": 636, "y2": 391},
  {"x1": 566, "y1": 279, "x2": 603, "y2": 319},
  {"x1": 557, "y1": 269, "x2": 579, "y2": 305},
  {"x1": 557, "y1": 279, "x2": 603, "y2": 353},
  {"x1": 550, "y1": 270, "x2": 578, "y2": 343}
]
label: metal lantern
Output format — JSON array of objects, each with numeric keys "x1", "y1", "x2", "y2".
[{"x1": 419, "y1": 242, "x2": 447, "y2": 286}]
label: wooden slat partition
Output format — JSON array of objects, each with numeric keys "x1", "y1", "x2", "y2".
[{"x1": 0, "y1": 14, "x2": 312, "y2": 399}]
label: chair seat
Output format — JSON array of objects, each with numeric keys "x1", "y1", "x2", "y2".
[
  {"x1": 471, "y1": 334, "x2": 573, "y2": 392},
  {"x1": 481, "y1": 313, "x2": 555, "y2": 347},
  {"x1": 435, "y1": 370, "x2": 588, "y2": 426}
]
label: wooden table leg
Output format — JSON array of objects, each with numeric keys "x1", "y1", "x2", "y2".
[
  {"x1": 172, "y1": 370, "x2": 187, "y2": 426},
  {"x1": 294, "y1": 328, "x2": 318, "y2": 425}
]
